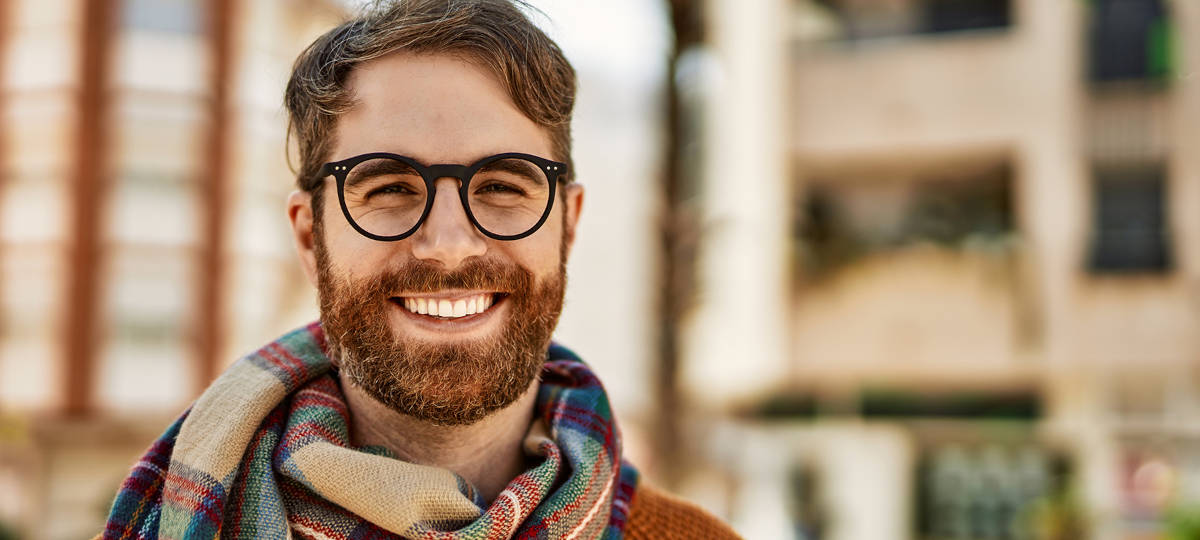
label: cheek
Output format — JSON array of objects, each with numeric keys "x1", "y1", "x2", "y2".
[
  {"x1": 321, "y1": 205, "x2": 400, "y2": 278},
  {"x1": 508, "y1": 215, "x2": 565, "y2": 276}
]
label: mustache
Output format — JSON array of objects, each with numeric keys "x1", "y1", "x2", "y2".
[{"x1": 356, "y1": 257, "x2": 532, "y2": 296}]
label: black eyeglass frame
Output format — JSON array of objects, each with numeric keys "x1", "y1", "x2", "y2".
[{"x1": 319, "y1": 152, "x2": 568, "y2": 242}]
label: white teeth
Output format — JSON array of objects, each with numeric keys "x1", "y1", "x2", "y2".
[{"x1": 401, "y1": 293, "x2": 496, "y2": 319}]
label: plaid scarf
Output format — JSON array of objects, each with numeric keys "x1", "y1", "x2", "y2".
[{"x1": 103, "y1": 322, "x2": 639, "y2": 539}]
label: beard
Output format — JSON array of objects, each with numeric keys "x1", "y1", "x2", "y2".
[{"x1": 314, "y1": 233, "x2": 566, "y2": 426}]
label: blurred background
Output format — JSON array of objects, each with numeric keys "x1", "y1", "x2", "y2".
[{"x1": 0, "y1": 0, "x2": 1198, "y2": 538}]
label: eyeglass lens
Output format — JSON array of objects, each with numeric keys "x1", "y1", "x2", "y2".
[{"x1": 340, "y1": 156, "x2": 552, "y2": 238}]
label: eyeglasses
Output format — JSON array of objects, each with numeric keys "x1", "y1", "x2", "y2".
[{"x1": 320, "y1": 152, "x2": 568, "y2": 241}]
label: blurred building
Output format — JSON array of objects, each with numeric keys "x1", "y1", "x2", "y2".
[
  {"x1": 0, "y1": 0, "x2": 674, "y2": 537},
  {"x1": 679, "y1": 0, "x2": 1200, "y2": 538},
  {"x1": 0, "y1": 0, "x2": 342, "y2": 537},
  {"x1": 6, "y1": 0, "x2": 1200, "y2": 539}
]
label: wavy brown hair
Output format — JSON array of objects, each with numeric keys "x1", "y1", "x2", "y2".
[{"x1": 284, "y1": 0, "x2": 577, "y2": 199}]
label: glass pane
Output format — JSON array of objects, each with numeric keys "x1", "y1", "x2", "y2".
[
  {"x1": 107, "y1": 94, "x2": 204, "y2": 247},
  {"x1": 0, "y1": 245, "x2": 63, "y2": 410},
  {"x1": 95, "y1": 248, "x2": 194, "y2": 412},
  {"x1": 122, "y1": 0, "x2": 201, "y2": 34},
  {"x1": 113, "y1": 21, "x2": 208, "y2": 96},
  {"x1": 1089, "y1": 0, "x2": 1172, "y2": 83},
  {"x1": 106, "y1": 172, "x2": 199, "y2": 246},
  {"x1": 0, "y1": 340, "x2": 60, "y2": 411},
  {"x1": 813, "y1": 0, "x2": 1011, "y2": 41},
  {"x1": 96, "y1": 340, "x2": 191, "y2": 413},
  {"x1": 1088, "y1": 163, "x2": 1170, "y2": 272},
  {"x1": 0, "y1": 177, "x2": 68, "y2": 244},
  {"x1": 0, "y1": 245, "x2": 62, "y2": 338}
]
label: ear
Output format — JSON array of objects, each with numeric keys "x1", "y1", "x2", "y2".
[
  {"x1": 561, "y1": 182, "x2": 584, "y2": 258},
  {"x1": 287, "y1": 190, "x2": 319, "y2": 288}
]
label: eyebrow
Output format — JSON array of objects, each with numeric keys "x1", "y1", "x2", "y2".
[
  {"x1": 344, "y1": 160, "x2": 420, "y2": 189},
  {"x1": 476, "y1": 160, "x2": 544, "y2": 183}
]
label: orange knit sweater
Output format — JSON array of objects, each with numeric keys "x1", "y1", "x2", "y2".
[{"x1": 625, "y1": 484, "x2": 743, "y2": 539}]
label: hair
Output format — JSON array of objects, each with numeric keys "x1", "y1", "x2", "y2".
[{"x1": 284, "y1": 0, "x2": 577, "y2": 201}]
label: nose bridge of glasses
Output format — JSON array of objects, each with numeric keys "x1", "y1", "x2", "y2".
[
  {"x1": 424, "y1": 163, "x2": 471, "y2": 185},
  {"x1": 420, "y1": 173, "x2": 477, "y2": 244},
  {"x1": 423, "y1": 164, "x2": 470, "y2": 224}
]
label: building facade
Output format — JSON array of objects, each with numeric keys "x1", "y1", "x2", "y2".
[
  {"x1": 683, "y1": 0, "x2": 1200, "y2": 538},
  {"x1": 0, "y1": 1, "x2": 342, "y2": 537}
]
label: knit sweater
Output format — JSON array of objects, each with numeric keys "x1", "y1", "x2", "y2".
[{"x1": 626, "y1": 484, "x2": 742, "y2": 539}]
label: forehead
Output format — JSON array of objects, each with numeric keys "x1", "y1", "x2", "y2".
[{"x1": 333, "y1": 52, "x2": 553, "y2": 165}]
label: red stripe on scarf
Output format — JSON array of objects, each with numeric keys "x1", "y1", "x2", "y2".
[
  {"x1": 162, "y1": 471, "x2": 225, "y2": 528},
  {"x1": 262, "y1": 343, "x2": 308, "y2": 388}
]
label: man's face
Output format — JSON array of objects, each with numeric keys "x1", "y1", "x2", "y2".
[{"x1": 287, "y1": 52, "x2": 583, "y2": 425}]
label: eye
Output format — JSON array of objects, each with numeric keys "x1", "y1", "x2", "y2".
[
  {"x1": 367, "y1": 183, "x2": 420, "y2": 198},
  {"x1": 475, "y1": 182, "x2": 526, "y2": 196}
]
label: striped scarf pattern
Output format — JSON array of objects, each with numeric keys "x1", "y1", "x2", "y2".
[{"x1": 102, "y1": 322, "x2": 639, "y2": 539}]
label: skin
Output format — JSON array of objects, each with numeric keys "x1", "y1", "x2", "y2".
[{"x1": 286, "y1": 52, "x2": 584, "y2": 504}]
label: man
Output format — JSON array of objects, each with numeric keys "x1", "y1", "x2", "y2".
[{"x1": 100, "y1": 1, "x2": 739, "y2": 538}]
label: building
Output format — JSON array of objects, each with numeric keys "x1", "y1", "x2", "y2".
[
  {"x1": 680, "y1": 0, "x2": 1200, "y2": 538},
  {"x1": 0, "y1": 1, "x2": 343, "y2": 537},
  {"x1": 0, "y1": 0, "x2": 680, "y2": 537}
]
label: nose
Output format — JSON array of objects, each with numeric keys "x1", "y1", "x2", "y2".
[{"x1": 410, "y1": 177, "x2": 487, "y2": 268}]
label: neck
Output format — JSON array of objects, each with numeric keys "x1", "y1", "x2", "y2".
[{"x1": 339, "y1": 371, "x2": 539, "y2": 505}]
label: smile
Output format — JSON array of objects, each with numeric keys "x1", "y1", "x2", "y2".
[{"x1": 392, "y1": 292, "x2": 503, "y2": 319}]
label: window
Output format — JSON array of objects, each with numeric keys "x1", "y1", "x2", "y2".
[
  {"x1": 1089, "y1": 0, "x2": 1173, "y2": 83},
  {"x1": 788, "y1": 462, "x2": 827, "y2": 540},
  {"x1": 860, "y1": 388, "x2": 1040, "y2": 420},
  {"x1": 795, "y1": 162, "x2": 1013, "y2": 278},
  {"x1": 122, "y1": 0, "x2": 201, "y2": 34},
  {"x1": 916, "y1": 445, "x2": 1076, "y2": 539},
  {"x1": 1088, "y1": 163, "x2": 1171, "y2": 273},
  {"x1": 921, "y1": 0, "x2": 1012, "y2": 34},
  {"x1": 812, "y1": 0, "x2": 1012, "y2": 41}
]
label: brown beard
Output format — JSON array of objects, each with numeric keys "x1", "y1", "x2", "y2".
[{"x1": 314, "y1": 236, "x2": 565, "y2": 426}]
